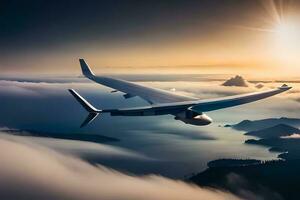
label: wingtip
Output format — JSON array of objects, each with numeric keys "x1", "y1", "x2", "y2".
[
  {"x1": 79, "y1": 59, "x2": 95, "y2": 77},
  {"x1": 80, "y1": 113, "x2": 99, "y2": 128},
  {"x1": 279, "y1": 84, "x2": 292, "y2": 90}
]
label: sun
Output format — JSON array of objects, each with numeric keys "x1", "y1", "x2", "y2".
[
  {"x1": 269, "y1": 20, "x2": 300, "y2": 73},
  {"x1": 274, "y1": 22, "x2": 300, "y2": 45},
  {"x1": 272, "y1": 20, "x2": 300, "y2": 65}
]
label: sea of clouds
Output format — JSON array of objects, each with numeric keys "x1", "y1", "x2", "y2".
[{"x1": 0, "y1": 132, "x2": 239, "y2": 200}]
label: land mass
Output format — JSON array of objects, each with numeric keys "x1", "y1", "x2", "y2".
[
  {"x1": 246, "y1": 138, "x2": 300, "y2": 160},
  {"x1": 245, "y1": 124, "x2": 300, "y2": 138},
  {"x1": 189, "y1": 159, "x2": 300, "y2": 200},
  {"x1": 190, "y1": 118, "x2": 300, "y2": 200},
  {"x1": 242, "y1": 123, "x2": 300, "y2": 160},
  {"x1": 226, "y1": 117, "x2": 300, "y2": 132}
]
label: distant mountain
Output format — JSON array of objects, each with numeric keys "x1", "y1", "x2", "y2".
[
  {"x1": 245, "y1": 124, "x2": 300, "y2": 138},
  {"x1": 243, "y1": 123, "x2": 300, "y2": 159},
  {"x1": 227, "y1": 117, "x2": 300, "y2": 132},
  {"x1": 189, "y1": 159, "x2": 300, "y2": 200},
  {"x1": 222, "y1": 75, "x2": 249, "y2": 87},
  {"x1": 246, "y1": 137, "x2": 300, "y2": 160}
]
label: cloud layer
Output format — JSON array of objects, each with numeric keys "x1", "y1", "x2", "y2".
[{"x1": 0, "y1": 133, "x2": 239, "y2": 200}]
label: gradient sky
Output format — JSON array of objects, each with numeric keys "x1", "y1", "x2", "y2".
[{"x1": 0, "y1": 0, "x2": 299, "y2": 76}]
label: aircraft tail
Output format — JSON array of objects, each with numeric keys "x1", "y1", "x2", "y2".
[
  {"x1": 79, "y1": 58, "x2": 95, "y2": 78},
  {"x1": 68, "y1": 89, "x2": 101, "y2": 128}
]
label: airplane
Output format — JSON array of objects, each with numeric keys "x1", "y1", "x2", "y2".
[{"x1": 69, "y1": 59, "x2": 292, "y2": 128}]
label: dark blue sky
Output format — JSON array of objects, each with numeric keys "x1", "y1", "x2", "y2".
[{"x1": 0, "y1": 0, "x2": 261, "y2": 54}]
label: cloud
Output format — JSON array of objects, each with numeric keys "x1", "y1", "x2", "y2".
[
  {"x1": 0, "y1": 133, "x2": 150, "y2": 161},
  {"x1": 225, "y1": 173, "x2": 283, "y2": 200},
  {"x1": 0, "y1": 76, "x2": 288, "y2": 101},
  {"x1": 255, "y1": 83, "x2": 264, "y2": 89},
  {"x1": 222, "y1": 75, "x2": 249, "y2": 87},
  {"x1": 0, "y1": 133, "x2": 239, "y2": 200},
  {"x1": 0, "y1": 80, "x2": 94, "y2": 96},
  {"x1": 141, "y1": 81, "x2": 255, "y2": 99}
]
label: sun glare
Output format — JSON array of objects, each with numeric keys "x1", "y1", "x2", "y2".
[
  {"x1": 272, "y1": 20, "x2": 300, "y2": 68},
  {"x1": 275, "y1": 22, "x2": 300, "y2": 45}
]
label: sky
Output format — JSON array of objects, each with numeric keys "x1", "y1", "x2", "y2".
[
  {"x1": 1, "y1": 1, "x2": 300, "y2": 199},
  {"x1": 1, "y1": 0, "x2": 300, "y2": 76}
]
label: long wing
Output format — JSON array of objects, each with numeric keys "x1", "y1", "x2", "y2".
[
  {"x1": 106, "y1": 85, "x2": 291, "y2": 114},
  {"x1": 70, "y1": 60, "x2": 291, "y2": 116},
  {"x1": 79, "y1": 59, "x2": 195, "y2": 104},
  {"x1": 69, "y1": 85, "x2": 290, "y2": 127},
  {"x1": 190, "y1": 85, "x2": 291, "y2": 112}
]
